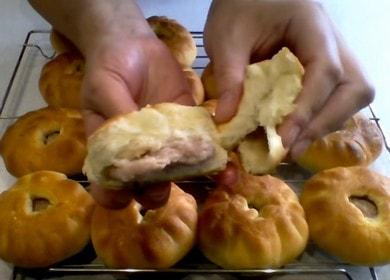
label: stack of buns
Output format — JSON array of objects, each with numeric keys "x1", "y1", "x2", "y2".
[{"x1": 1, "y1": 13, "x2": 389, "y2": 272}]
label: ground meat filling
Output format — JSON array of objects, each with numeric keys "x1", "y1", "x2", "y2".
[{"x1": 109, "y1": 135, "x2": 214, "y2": 182}]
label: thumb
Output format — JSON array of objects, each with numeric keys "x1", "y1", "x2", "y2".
[
  {"x1": 211, "y1": 50, "x2": 249, "y2": 123},
  {"x1": 82, "y1": 69, "x2": 138, "y2": 136}
]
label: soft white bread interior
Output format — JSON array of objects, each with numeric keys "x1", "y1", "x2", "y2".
[
  {"x1": 219, "y1": 47, "x2": 304, "y2": 150},
  {"x1": 238, "y1": 127, "x2": 288, "y2": 174},
  {"x1": 219, "y1": 47, "x2": 304, "y2": 174},
  {"x1": 83, "y1": 103, "x2": 228, "y2": 189}
]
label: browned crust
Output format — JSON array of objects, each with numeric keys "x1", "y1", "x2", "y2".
[
  {"x1": 147, "y1": 16, "x2": 196, "y2": 67},
  {"x1": 0, "y1": 171, "x2": 95, "y2": 267},
  {"x1": 91, "y1": 183, "x2": 197, "y2": 268},
  {"x1": 300, "y1": 166, "x2": 390, "y2": 265},
  {"x1": 198, "y1": 162, "x2": 308, "y2": 268},
  {"x1": 0, "y1": 107, "x2": 86, "y2": 177},
  {"x1": 39, "y1": 52, "x2": 84, "y2": 109},
  {"x1": 297, "y1": 113, "x2": 383, "y2": 172}
]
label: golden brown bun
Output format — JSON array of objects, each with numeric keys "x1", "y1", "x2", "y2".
[
  {"x1": 0, "y1": 171, "x2": 95, "y2": 268},
  {"x1": 39, "y1": 52, "x2": 84, "y2": 109},
  {"x1": 183, "y1": 67, "x2": 204, "y2": 105},
  {"x1": 0, "y1": 107, "x2": 86, "y2": 177},
  {"x1": 297, "y1": 113, "x2": 383, "y2": 172},
  {"x1": 91, "y1": 183, "x2": 197, "y2": 268},
  {"x1": 83, "y1": 103, "x2": 228, "y2": 189},
  {"x1": 147, "y1": 16, "x2": 196, "y2": 67},
  {"x1": 49, "y1": 29, "x2": 78, "y2": 54},
  {"x1": 198, "y1": 160, "x2": 308, "y2": 268},
  {"x1": 300, "y1": 166, "x2": 390, "y2": 265},
  {"x1": 201, "y1": 63, "x2": 219, "y2": 100}
]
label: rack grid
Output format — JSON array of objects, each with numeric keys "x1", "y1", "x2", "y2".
[{"x1": 2, "y1": 30, "x2": 389, "y2": 280}]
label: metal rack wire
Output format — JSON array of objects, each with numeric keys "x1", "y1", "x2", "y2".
[{"x1": 2, "y1": 30, "x2": 389, "y2": 280}]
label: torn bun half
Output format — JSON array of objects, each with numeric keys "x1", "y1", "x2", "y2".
[{"x1": 83, "y1": 103, "x2": 228, "y2": 189}]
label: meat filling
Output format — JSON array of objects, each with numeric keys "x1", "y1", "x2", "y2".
[{"x1": 109, "y1": 135, "x2": 214, "y2": 182}]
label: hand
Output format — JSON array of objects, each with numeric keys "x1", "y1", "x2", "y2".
[
  {"x1": 28, "y1": 0, "x2": 194, "y2": 209},
  {"x1": 204, "y1": 0, "x2": 374, "y2": 159},
  {"x1": 83, "y1": 34, "x2": 194, "y2": 209}
]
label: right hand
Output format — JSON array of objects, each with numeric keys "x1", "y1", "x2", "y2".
[
  {"x1": 204, "y1": 0, "x2": 374, "y2": 160},
  {"x1": 83, "y1": 33, "x2": 195, "y2": 209}
]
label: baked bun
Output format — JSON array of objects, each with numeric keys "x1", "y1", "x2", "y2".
[
  {"x1": 198, "y1": 158, "x2": 309, "y2": 268},
  {"x1": 50, "y1": 29, "x2": 78, "y2": 54},
  {"x1": 238, "y1": 127, "x2": 287, "y2": 174},
  {"x1": 183, "y1": 67, "x2": 204, "y2": 105},
  {"x1": 83, "y1": 103, "x2": 228, "y2": 189},
  {"x1": 0, "y1": 171, "x2": 95, "y2": 268},
  {"x1": 39, "y1": 52, "x2": 84, "y2": 109},
  {"x1": 201, "y1": 63, "x2": 219, "y2": 100},
  {"x1": 300, "y1": 166, "x2": 390, "y2": 265},
  {"x1": 0, "y1": 107, "x2": 86, "y2": 177},
  {"x1": 91, "y1": 183, "x2": 197, "y2": 268},
  {"x1": 147, "y1": 16, "x2": 196, "y2": 67},
  {"x1": 219, "y1": 47, "x2": 304, "y2": 150},
  {"x1": 297, "y1": 113, "x2": 383, "y2": 172}
]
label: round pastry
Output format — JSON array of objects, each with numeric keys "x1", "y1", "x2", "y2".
[
  {"x1": 201, "y1": 63, "x2": 219, "y2": 100},
  {"x1": 198, "y1": 160, "x2": 309, "y2": 268},
  {"x1": 297, "y1": 112, "x2": 383, "y2": 172},
  {"x1": 300, "y1": 166, "x2": 390, "y2": 265},
  {"x1": 183, "y1": 67, "x2": 204, "y2": 105},
  {"x1": 0, "y1": 171, "x2": 95, "y2": 268},
  {"x1": 91, "y1": 183, "x2": 197, "y2": 268},
  {"x1": 0, "y1": 107, "x2": 86, "y2": 177},
  {"x1": 147, "y1": 16, "x2": 196, "y2": 67},
  {"x1": 50, "y1": 29, "x2": 78, "y2": 54},
  {"x1": 39, "y1": 52, "x2": 84, "y2": 109}
]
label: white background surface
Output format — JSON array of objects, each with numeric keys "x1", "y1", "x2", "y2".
[{"x1": 0, "y1": 0, "x2": 389, "y2": 279}]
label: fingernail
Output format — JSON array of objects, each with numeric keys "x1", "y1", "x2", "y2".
[{"x1": 291, "y1": 139, "x2": 311, "y2": 160}]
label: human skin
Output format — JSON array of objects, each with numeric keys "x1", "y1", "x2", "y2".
[
  {"x1": 28, "y1": 0, "x2": 194, "y2": 209},
  {"x1": 204, "y1": 0, "x2": 374, "y2": 160}
]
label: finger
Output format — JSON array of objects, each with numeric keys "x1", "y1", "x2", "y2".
[
  {"x1": 277, "y1": 58, "x2": 341, "y2": 147},
  {"x1": 136, "y1": 41, "x2": 195, "y2": 107},
  {"x1": 82, "y1": 70, "x2": 139, "y2": 136},
  {"x1": 214, "y1": 162, "x2": 239, "y2": 188},
  {"x1": 209, "y1": 47, "x2": 249, "y2": 123},
  {"x1": 90, "y1": 183, "x2": 132, "y2": 209},
  {"x1": 290, "y1": 83, "x2": 372, "y2": 160},
  {"x1": 82, "y1": 110, "x2": 105, "y2": 137},
  {"x1": 290, "y1": 47, "x2": 375, "y2": 160},
  {"x1": 278, "y1": 5, "x2": 343, "y2": 148},
  {"x1": 133, "y1": 182, "x2": 171, "y2": 210}
]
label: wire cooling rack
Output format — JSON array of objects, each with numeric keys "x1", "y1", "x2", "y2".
[{"x1": 2, "y1": 30, "x2": 389, "y2": 280}]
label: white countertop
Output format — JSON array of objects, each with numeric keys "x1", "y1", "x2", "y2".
[{"x1": 0, "y1": 1, "x2": 390, "y2": 279}]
